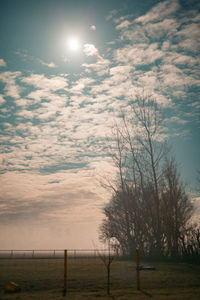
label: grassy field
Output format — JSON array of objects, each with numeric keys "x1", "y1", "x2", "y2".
[{"x1": 0, "y1": 257, "x2": 200, "y2": 299}]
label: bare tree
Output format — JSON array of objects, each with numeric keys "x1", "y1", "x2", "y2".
[
  {"x1": 161, "y1": 158, "x2": 193, "y2": 259},
  {"x1": 180, "y1": 226, "x2": 200, "y2": 262},
  {"x1": 94, "y1": 241, "x2": 115, "y2": 295},
  {"x1": 128, "y1": 95, "x2": 168, "y2": 255},
  {"x1": 100, "y1": 93, "x2": 194, "y2": 259}
]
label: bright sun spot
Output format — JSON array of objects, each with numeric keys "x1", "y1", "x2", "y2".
[{"x1": 67, "y1": 38, "x2": 80, "y2": 52}]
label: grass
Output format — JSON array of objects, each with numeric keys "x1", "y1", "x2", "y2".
[{"x1": 0, "y1": 257, "x2": 200, "y2": 299}]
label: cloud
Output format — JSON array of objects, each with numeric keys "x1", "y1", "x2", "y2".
[
  {"x1": 165, "y1": 53, "x2": 199, "y2": 67},
  {"x1": 82, "y1": 57, "x2": 110, "y2": 76},
  {"x1": 110, "y1": 0, "x2": 200, "y2": 111},
  {"x1": 0, "y1": 58, "x2": 6, "y2": 67},
  {"x1": 106, "y1": 9, "x2": 117, "y2": 21},
  {"x1": 116, "y1": 20, "x2": 133, "y2": 30},
  {"x1": 114, "y1": 43, "x2": 164, "y2": 65},
  {"x1": 0, "y1": 71, "x2": 22, "y2": 99},
  {"x1": 21, "y1": 73, "x2": 68, "y2": 91},
  {"x1": 90, "y1": 25, "x2": 96, "y2": 31},
  {"x1": 83, "y1": 44, "x2": 99, "y2": 57},
  {"x1": 135, "y1": 0, "x2": 179, "y2": 24},
  {"x1": 168, "y1": 116, "x2": 188, "y2": 125},
  {"x1": 82, "y1": 43, "x2": 110, "y2": 76},
  {"x1": 143, "y1": 18, "x2": 178, "y2": 40},
  {"x1": 0, "y1": 168, "x2": 107, "y2": 248},
  {"x1": 0, "y1": 94, "x2": 6, "y2": 105},
  {"x1": 26, "y1": 88, "x2": 67, "y2": 104},
  {"x1": 70, "y1": 77, "x2": 95, "y2": 94},
  {"x1": 39, "y1": 59, "x2": 56, "y2": 68},
  {"x1": 0, "y1": 170, "x2": 105, "y2": 224},
  {"x1": 175, "y1": 23, "x2": 200, "y2": 53}
]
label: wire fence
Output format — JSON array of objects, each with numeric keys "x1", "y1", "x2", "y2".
[
  {"x1": 0, "y1": 249, "x2": 136, "y2": 295},
  {"x1": 0, "y1": 249, "x2": 114, "y2": 259},
  {"x1": 1, "y1": 249, "x2": 199, "y2": 298}
]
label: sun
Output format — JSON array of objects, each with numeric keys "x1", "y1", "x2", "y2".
[{"x1": 67, "y1": 38, "x2": 80, "y2": 52}]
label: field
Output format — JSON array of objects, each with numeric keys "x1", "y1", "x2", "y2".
[{"x1": 0, "y1": 257, "x2": 200, "y2": 299}]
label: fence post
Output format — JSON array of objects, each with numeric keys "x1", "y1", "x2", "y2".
[
  {"x1": 136, "y1": 248, "x2": 140, "y2": 290},
  {"x1": 63, "y1": 249, "x2": 67, "y2": 296}
]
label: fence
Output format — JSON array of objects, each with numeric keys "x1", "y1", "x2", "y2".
[
  {"x1": 1, "y1": 249, "x2": 198, "y2": 298},
  {"x1": 0, "y1": 249, "x2": 113, "y2": 259},
  {"x1": 0, "y1": 249, "x2": 136, "y2": 296}
]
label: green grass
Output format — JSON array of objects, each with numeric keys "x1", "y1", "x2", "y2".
[{"x1": 0, "y1": 258, "x2": 200, "y2": 299}]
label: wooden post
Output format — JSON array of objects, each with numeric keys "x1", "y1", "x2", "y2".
[
  {"x1": 107, "y1": 264, "x2": 110, "y2": 295},
  {"x1": 136, "y1": 249, "x2": 140, "y2": 290},
  {"x1": 107, "y1": 239, "x2": 111, "y2": 295},
  {"x1": 63, "y1": 249, "x2": 67, "y2": 296}
]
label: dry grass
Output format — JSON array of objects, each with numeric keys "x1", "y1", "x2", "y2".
[{"x1": 0, "y1": 257, "x2": 200, "y2": 299}]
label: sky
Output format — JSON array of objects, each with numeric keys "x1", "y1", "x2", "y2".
[{"x1": 0, "y1": 0, "x2": 200, "y2": 250}]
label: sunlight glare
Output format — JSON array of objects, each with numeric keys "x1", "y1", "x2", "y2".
[{"x1": 67, "y1": 38, "x2": 80, "y2": 52}]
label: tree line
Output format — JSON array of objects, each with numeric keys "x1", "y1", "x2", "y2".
[{"x1": 99, "y1": 95, "x2": 200, "y2": 261}]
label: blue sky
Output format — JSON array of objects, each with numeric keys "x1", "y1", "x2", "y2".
[{"x1": 0, "y1": 0, "x2": 199, "y2": 249}]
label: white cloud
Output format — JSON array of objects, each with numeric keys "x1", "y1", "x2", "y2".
[
  {"x1": 83, "y1": 44, "x2": 99, "y2": 57},
  {"x1": 0, "y1": 71, "x2": 22, "y2": 99},
  {"x1": 116, "y1": 20, "x2": 132, "y2": 30},
  {"x1": 90, "y1": 25, "x2": 96, "y2": 31},
  {"x1": 0, "y1": 94, "x2": 5, "y2": 105},
  {"x1": 169, "y1": 116, "x2": 188, "y2": 125},
  {"x1": 22, "y1": 74, "x2": 68, "y2": 91},
  {"x1": 114, "y1": 43, "x2": 164, "y2": 65},
  {"x1": 39, "y1": 60, "x2": 56, "y2": 68},
  {"x1": 110, "y1": 0, "x2": 200, "y2": 113},
  {"x1": 70, "y1": 77, "x2": 95, "y2": 94},
  {"x1": 0, "y1": 58, "x2": 6, "y2": 67},
  {"x1": 159, "y1": 64, "x2": 200, "y2": 88},
  {"x1": 175, "y1": 23, "x2": 200, "y2": 53},
  {"x1": 15, "y1": 98, "x2": 32, "y2": 107},
  {"x1": 144, "y1": 18, "x2": 178, "y2": 39},
  {"x1": 17, "y1": 109, "x2": 35, "y2": 119},
  {"x1": 110, "y1": 65, "x2": 132, "y2": 79},
  {"x1": 135, "y1": 0, "x2": 179, "y2": 24},
  {"x1": 120, "y1": 25, "x2": 149, "y2": 43},
  {"x1": 26, "y1": 88, "x2": 67, "y2": 104},
  {"x1": 106, "y1": 9, "x2": 117, "y2": 21},
  {"x1": 173, "y1": 54, "x2": 198, "y2": 66},
  {"x1": 82, "y1": 57, "x2": 110, "y2": 76},
  {"x1": 178, "y1": 23, "x2": 200, "y2": 39},
  {"x1": 0, "y1": 169, "x2": 107, "y2": 248}
]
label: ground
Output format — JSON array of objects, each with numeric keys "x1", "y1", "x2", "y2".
[{"x1": 0, "y1": 257, "x2": 200, "y2": 299}]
